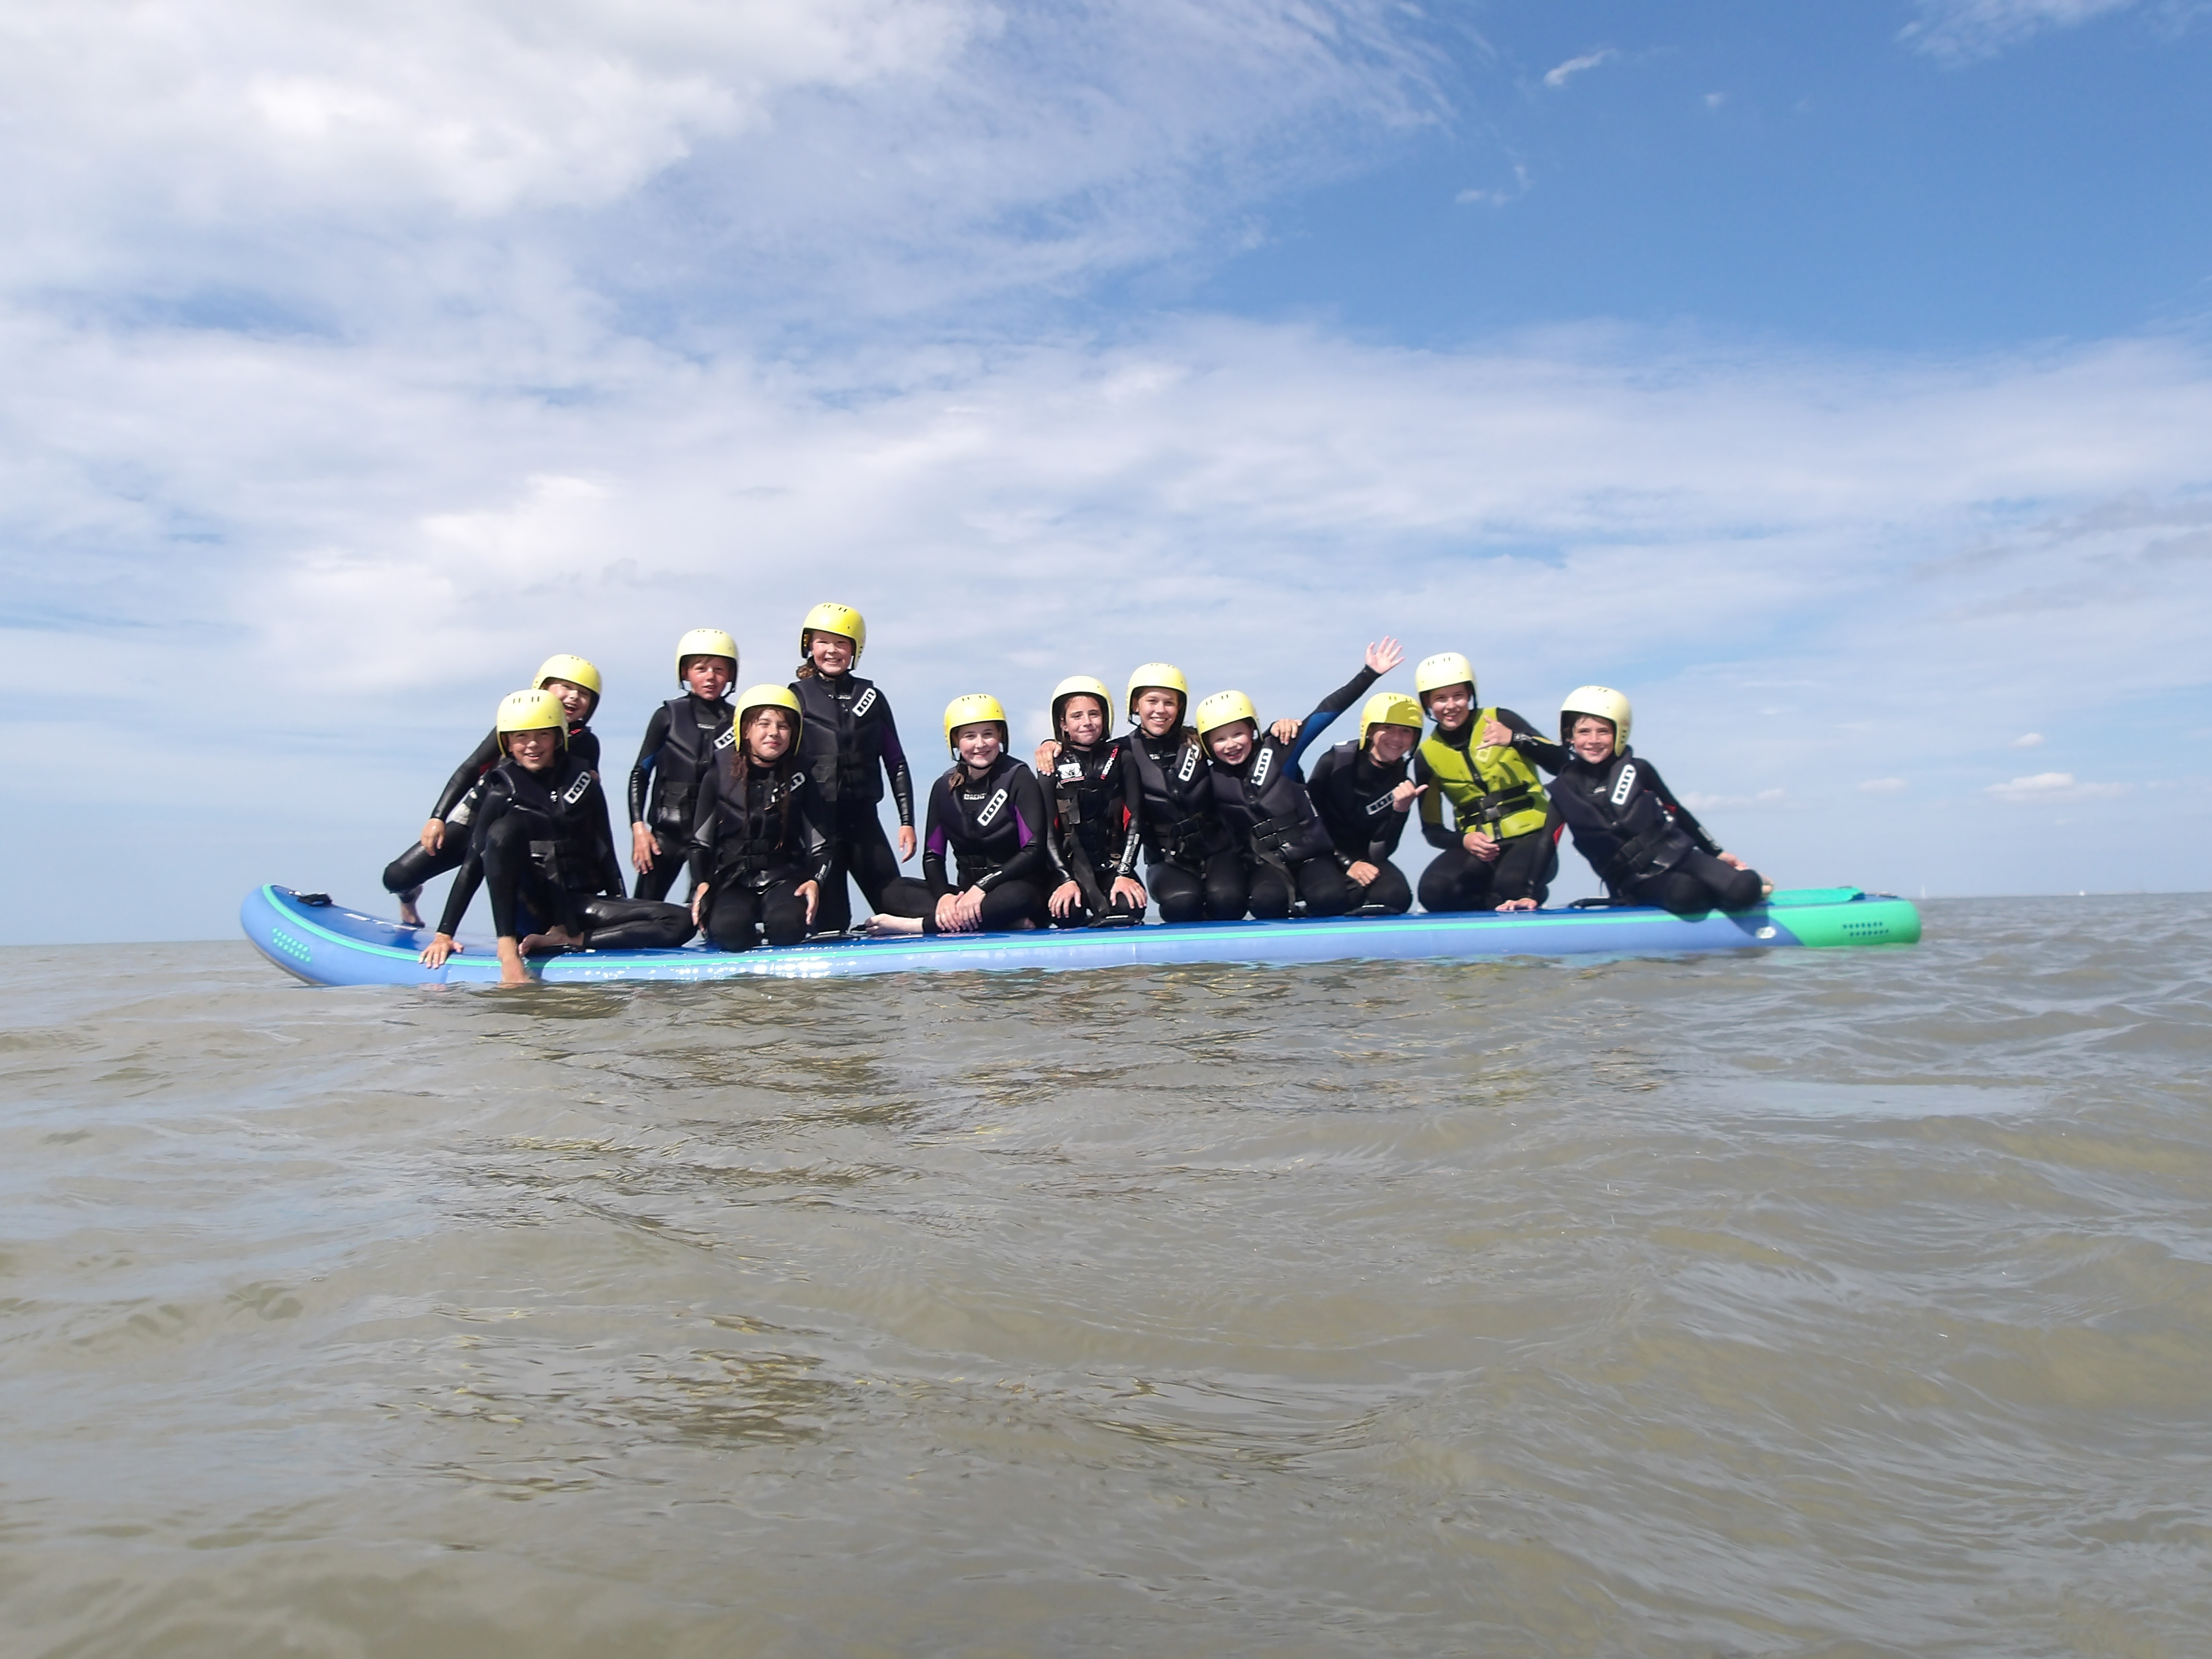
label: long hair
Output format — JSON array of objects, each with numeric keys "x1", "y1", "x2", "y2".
[{"x1": 725, "y1": 708, "x2": 804, "y2": 838}]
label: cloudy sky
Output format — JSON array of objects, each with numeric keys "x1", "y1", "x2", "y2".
[{"x1": 3, "y1": 0, "x2": 2208, "y2": 941}]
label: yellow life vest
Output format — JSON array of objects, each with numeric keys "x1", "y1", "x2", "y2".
[{"x1": 1418, "y1": 709, "x2": 1550, "y2": 841}]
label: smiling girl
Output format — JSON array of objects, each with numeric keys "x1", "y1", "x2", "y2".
[
  {"x1": 866, "y1": 696, "x2": 1049, "y2": 936},
  {"x1": 689, "y1": 686, "x2": 832, "y2": 952}
]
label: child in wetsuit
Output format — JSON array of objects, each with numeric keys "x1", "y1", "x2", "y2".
[
  {"x1": 788, "y1": 602, "x2": 917, "y2": 935},
  {"x1": 381, "y1": 654, "x2": 604, "y2": 926},
  {"x1": 627, "y1": 628, "x2": 738, "y2": 903},
  {"x1": 1037, "y1": 675, "x2": 1147, "y2": 927},
  {"x1": 1550, "y1": 685, "x2": 1767, "y2": 914},
  {"x1": 867, "y1": 695, "x2": 1049, "y2": 935},
  {"x1": 689, "y1": 686, "x2": 833, "y2": 951},
  {"x1": 420, "y1": 689, "x2": 694, "y2": 984},
  {"x1": 1409, "y1": 650, "x2": 1563, "y2": 914}
]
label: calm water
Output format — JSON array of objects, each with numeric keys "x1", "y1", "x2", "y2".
[{"x1": 3, "y1": 897, "x2": 2209, "y2": 1658}]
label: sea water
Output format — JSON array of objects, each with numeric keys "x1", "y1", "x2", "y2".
[{"x1": 2, "y1": 896, "x2": 2208, "y2": 1657}]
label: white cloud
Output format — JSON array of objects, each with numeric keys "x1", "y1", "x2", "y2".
[
  {"x1": 1457, "y1": 163, "x2": 1531, "y2": 207},
  {"x1": 1858, "y1": 778, "x2": 1909, "y2": 793},
  {"x1": 0, "y1": 0, "x2": 1445, "y2": 318},
  {"x1": 1984, "y1": 772, "x2": 2130, "y2": 804},
  {"x1": 1542, "y1": 48, "x2": 1616, "y2": 89},
  {"x1": 1900, "y1": 0, "x2": 2140, "y2": 63},
  {"x1": 2011, "y1": 732, "x2": 2044, "y2": 747},
  {"x1": 0, "y1": 0, "x2": 970, "y2": 220}
]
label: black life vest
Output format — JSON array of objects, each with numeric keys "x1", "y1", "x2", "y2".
[
  {"x1": 1044, "y1": 740, "x2": 1130, "y2": 897},
  {"x1": 1555, "y1": 751, "x2": 1695, "y2": 890},
  {"x1": 793, "y1": 674, "x2": 894, "y2": 807},
  {"x1": 648, "y1": 695, "x2": 735, "y2": 834},
  {"x1": 1124, "y1": 730, "x2": 1222, "y2": 866},
  {"x1": 936, "y1": 754, "x2": 1038, "y2": 886},
  {"x1": 1209, "y1": 735, "x2": 1335, "y2": 868},
  {"x1": 704, "y1": 765, "x2": 816, "y2": 888},
  {"x1": 492, "y1": 754, "x2": 609, "y2": 894},
  {"x1": 1307, "y1": 740, "x2": 1410, "y2": 859}
]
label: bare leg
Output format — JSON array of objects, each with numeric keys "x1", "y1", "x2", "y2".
[
  {"x1": 863, "y1": 913, "x2": 925, "y2": 937},
  {"x1": 397, "y1": 885, "x2": 424, "y2": 927},
  {"x1": 494, "y1": 937, "x2": 531, "y2": 986}
]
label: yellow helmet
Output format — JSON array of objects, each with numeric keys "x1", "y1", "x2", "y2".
[
  {"x1": 495, "y1": 687, "x2": 568, "y2": 750},
  {"x1": 1193, "y1": 689, "x2": 1259, "y2": 738},
  {"x1": 943, "y1": 692, "x2": 1010, "y2": 749},
  {"x1": 1359, "y1": 691, "x2": 1425, "y2": 744},
  {"x1": 1125, "y1": 662, "x2": 1190, "y2": 721},
  {"x1": 675, "y1": 628, "x2": 739, "y2": 685},
  {"x1": 1050, "y1": 674, "x2": 1113, "y2": 731},
  {"x1": 734, "y1": 684, "x2": 804, "y2": 745},
  {"x1": 1560, "y1": 685, "x2": 1633, "y2": 755},
  {"x1": 1414, "y1": 651, "x2": 1476, "y2": 705},
  {"x1": 532, "y1": 653, "x2": 602, "y2": 701},
  {"x1": 799, "y1": 601, "x2": 867, "y2": 661}
]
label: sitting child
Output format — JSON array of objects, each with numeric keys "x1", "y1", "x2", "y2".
[{"x1": 1550, "y1": 685, "x2": 1767, "y2": 914}]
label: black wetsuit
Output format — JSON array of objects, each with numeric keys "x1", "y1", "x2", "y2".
[
  {"x1": 436, "y1": 752, "x2": 694, "y2": 952},
  {"x1": 879, "y1": 753, "x2": 1049, "y2": 933},
  {"x1": 790, "y1": 672, "x2": 916, "y2": 933},
  {"x1": 1123, "y1": 725, "x2": 1238, "y2": 923},
  {"x1": 689, "y1": 755, "x2": 834, "y2": 952},
  {"x1": 1413, "y1": 710, "x2": 1564, "y2": 912},
  {"x1": 1197, "y1": 665, "x2": 1380, "y2": 921},
  {"x1": 1305, "y1": 740, "x2": 1417, "y2": 914},
  {"x1": 1039, "y1": 738, "x2": 1146, "y2": 926},
  {"x1": 1551, "y1": 748, "x2": 1764, "y2": 913},
  {"x1": 627, "y1": 694, "x2": 735, "y2": 902},
  {"x1": 383, "y1": 723, "x2": 600, "y2": 902}
]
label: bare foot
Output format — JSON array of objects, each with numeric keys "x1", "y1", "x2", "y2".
[
  {"x1": 518, "y1": 925, "x2": 579, "y2": 957},
  {"x1": 1495, "y1": 898, "x2": 1538, "y2": 912},
  {"x1": 495, "y1": 938, "x2": 531, "y2": 986},
  {"x1": 1760, "y1": 881, "x2": 1776, "y2": 899},
  {"x1": 863, "y1": 914, "x2": 923, "y2": 938},
  {"x1": 397, "y1": 885, "x2": 424, "y2": 928}
]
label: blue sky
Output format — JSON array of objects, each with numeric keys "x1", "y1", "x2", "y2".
[{"x1": 1, "y1": 0, "x2": 2208, "y2": 942}]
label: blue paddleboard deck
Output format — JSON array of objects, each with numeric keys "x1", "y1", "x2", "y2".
[{"x1": 240, "y1": 883, "x2": 1922, "y2": 987}]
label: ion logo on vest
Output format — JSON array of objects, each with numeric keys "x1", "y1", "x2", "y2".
[
  {"x1": 562, "y1": 773, "x2": 594, "y2": 805},
  {"x1": 1251, "y1": 747, "x2": 1274, "y2": 789},
  {"x1": 1176, "y1": 743, "x2": 1199, "y2": 783},
  {"x1": 852, "y1": 687, "x2": 878, "y2": 719},
  {"x1": 1610, "y1": 762, "x2": 1637, "y2": 807},
  {"x1": 714, "y1": 726, "x2": 736, "y2": 750},
  {"x1": 976, "y1": 788, "x2": 1010, "y2": 827}
]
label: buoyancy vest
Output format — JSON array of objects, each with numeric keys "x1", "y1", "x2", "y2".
[
  {"x1": 435, "y1": 724, "x2": 599, "y2": 826},
  {"x1": 1555, "y1": 751, "x2": 1696, "y2": 889},
  {"x1": 793, "y1": 674, "x2": 894, "y2": 807},
  {"x1": 704, "y1": 765, "x2": 818, "y2": 888},
  {"x1": 1419, "y1": 709, "x2": 1549, "y2": 840},
  {"x1": 935, "y1": 754, "x2": 1042, "y2": 886},
  {"x1": 1308, "y1": 740, "x2": 1410, "y2": 860},
  {"x1": 1124, "y1": 730, "x2": 1223, "y2": 866},
  {"x1": 648, "y1": 696, "x2": 735, "y2": 835},
  {"x1": 1209, "y1": 735, "x2": 1336, "y2": 869},
  {"x1": 491, "y1": 754, "x2": 611, "y2": 894},
  {"x1": 1044, "y1": 741, "x2": 1131, "y2": 898}
]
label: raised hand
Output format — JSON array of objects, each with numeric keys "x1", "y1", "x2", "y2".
[{"x1": 1365, "y1": 637, "x2": 1405, "y2": 676}]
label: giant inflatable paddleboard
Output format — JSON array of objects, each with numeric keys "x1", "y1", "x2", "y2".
[{"x1": 240, "y1": 883, "x2": 1919, "y2": 987}]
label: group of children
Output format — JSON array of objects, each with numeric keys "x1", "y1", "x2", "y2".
[{"x1": 387, "y1": 604, "x2": 1766, "y2": 984}]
